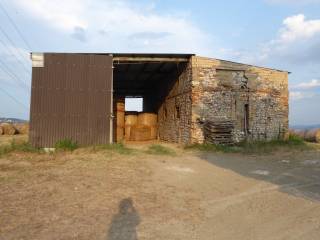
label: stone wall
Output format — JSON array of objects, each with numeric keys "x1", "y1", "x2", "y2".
[
  {"x1": 157, "y1": 63, "x2": 193, "y2": 144},
  {"x1": 191, "y1": 56, "x2": 289, "y2": 144}
]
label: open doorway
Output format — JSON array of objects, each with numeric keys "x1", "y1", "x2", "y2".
[
  {"x1": 112, "y1": 54, "x2": 191, "y2": 143},
  {"x1": 125, "y1": 97, "x2": 143, "y2": 112}
]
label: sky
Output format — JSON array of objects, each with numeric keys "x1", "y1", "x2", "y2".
[{"x1": 0, "y1": 0, "x2": 320, "y2": 126}]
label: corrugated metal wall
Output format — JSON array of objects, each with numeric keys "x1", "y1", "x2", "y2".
[{"x1": 29, "y1": 53, "x2": 113, "y2": 147}]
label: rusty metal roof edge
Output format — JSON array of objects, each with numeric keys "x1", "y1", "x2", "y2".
[{"x1": 202, "y1": 56, "x2": 291, "y2": 74}]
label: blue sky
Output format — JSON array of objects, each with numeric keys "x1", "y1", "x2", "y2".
[{"x1": 0, "y1": 0, "x2": 320, "y2": 125}]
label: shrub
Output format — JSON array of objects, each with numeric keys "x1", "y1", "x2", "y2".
[{"x1": 55, "y1": 139, "x2": 78, "y2": 151}]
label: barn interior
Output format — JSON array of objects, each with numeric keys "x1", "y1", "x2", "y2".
[{"x1": 112, "y1": 54, "x2": 192, "y2": 142}]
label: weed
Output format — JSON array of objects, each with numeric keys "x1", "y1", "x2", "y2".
[
  {"x1": 146, "y1": 144, "x2": 176, "y2": 156},
  {"x1": 0, "y1": 140, "x2": 40, "y2": 157},
  {"x1": 55, "y1": 139, "x2": 78, "y2": 151},
  {"x1": 185, "y1": 135, "x2": 310, "y2": 154}
]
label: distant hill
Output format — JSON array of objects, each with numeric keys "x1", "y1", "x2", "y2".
[
  {"x1": 290, "y1": 124, "x2": 320, "y2": 130},
  {"x1": 0, "y1": 118, "x2": 28, "y2": 123}
]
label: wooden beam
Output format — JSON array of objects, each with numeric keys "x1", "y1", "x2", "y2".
[{"x1": 113, "y1": 57, "x2": 189, "y2": 62}]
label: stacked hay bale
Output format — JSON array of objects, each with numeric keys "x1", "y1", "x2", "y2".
[
  {"x1": 129, "y1": 113, "x2": 158, "y2": 141},
  {"x1": 290, "y1": 128, "x2": 320, "y2": 143},
  {"x1": 0, "y1": 123, "x2": 18, "y2": 135},
  {"x1": 124, "y1": 113, "x2": 138, "y2": 141},
  {"x1": 130, "y1": 125, "x2": 152, "y2": 141},
  {"x1": 116, "y1": 101, "x2": 125, "y2": 142},
  {"x1": 137, "y1": 113, "x2": 158, "y2": 139}
]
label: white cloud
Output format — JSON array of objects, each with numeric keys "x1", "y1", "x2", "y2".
[
  {"x1": 290, "y1": 91, "x2": 315, "y2": 100},
  {"x1": 13, "y1": 0, "x2": 88, "y2": 31},
  {"x1": 220, "y1": 14, "x2": 320, "y2": 66},
  {"x1": 291, "y1": 79, "x2": 320, "y2": 90},
  {"x1": 278, "y1": 14, "x2": 320, "y2": 43},
  {"x1": 12, "y1": 0, "x2": 213, "y2": 54}
]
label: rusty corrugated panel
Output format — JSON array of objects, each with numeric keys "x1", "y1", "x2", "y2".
[{"x1": 29, "y1": 53, "x2": 113, "y2": 147}]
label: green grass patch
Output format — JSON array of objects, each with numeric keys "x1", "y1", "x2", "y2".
[
  {"x1": 145, "y1": 144, "x2": 176, "y2": 156},
  {"x1": 185, "y1": 134, "x2": 310, "y2": 154},
  {"x1": 95, "y1": 143, "x2": 135, "y2": 155},
  {"x1": 0, "y1": 140, "x2": 40, "y2": 157},
  {"x1": 55, "y1": 139, "x2": 78, "y2": 151}
]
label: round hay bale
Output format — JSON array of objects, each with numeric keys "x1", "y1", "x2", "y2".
[
  {"x1": 316, "y1": 129, "x2": 320, "y2": 143},
  {"x1": 116, "y1": 111, "x2": 125, "y2": 127},
  {"x1": 130, "y1": 125, "x2": 151, "y2": 141},
  {"x1": 0, "y1": 125, "x2": 3, "y2": 135},
  {"x1": 124, "y1": 125, "x2": 132, "y2": 141},
  {"x1": 125, "y1": 115, "x2": 138, "y2": 126},
  {"x1": 137, "y1": 113, "x2": 157, "y2": 127},
  {"x1": 150, "y1": 126, "x2": 158, "y2": 140},
  {"x1": 116, "y1": 102, "x2": 125, "y2": 112},
  {"x1": 305, "y1": 129, "x2": 317, "y2": 142},
  {"x1": 14, "y1": 123, "x2": 29, "y2": 134},
  {"x1": 116, "y1": 126, "x2": 124, "y2": 142},
  {"x1": 305, "y1": 129, "x2": 320, "y2": 142},
  {"x1": 0, "y1": 123, "x2": 18, "y2": 135}
]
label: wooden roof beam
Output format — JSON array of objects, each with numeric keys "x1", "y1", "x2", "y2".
[{"x1": 113, "y1": 57, "x2": 190, "y2": 62}]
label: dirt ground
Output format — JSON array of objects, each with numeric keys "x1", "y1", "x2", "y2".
[{"x1": 0, "y1": 136, "x2": 320, "y2": 239}]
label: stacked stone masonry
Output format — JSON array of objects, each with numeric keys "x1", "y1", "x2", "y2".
[
  {"x1": 127, "y1": 56, "x2": 288, "y2": 145},
  {"x1": 190, "y1": 56, "x2": 289, "y2": 144}
]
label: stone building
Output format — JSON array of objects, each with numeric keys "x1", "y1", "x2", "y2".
[{"x1": 29, "y1": 53, "x2": 288, "y2": 147}]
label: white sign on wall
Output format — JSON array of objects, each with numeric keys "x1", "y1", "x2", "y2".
[{"x1": 31, "y1": 53, "x2": 44, "y2": 67}]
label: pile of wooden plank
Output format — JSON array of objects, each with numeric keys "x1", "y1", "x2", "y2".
[{"x1": 204, "y1": 120, "x2": 234, "y2": 145}]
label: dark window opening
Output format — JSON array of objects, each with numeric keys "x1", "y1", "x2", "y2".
[
  {"x1": 176, "y1": 106, "x2": 180, "y2": 119},
  {"x1": 164, "y1": 106, "x2": 167, "y2": 120},
  {"x1": 244, "y1": 104, "x2": 249, "y2": 134}
]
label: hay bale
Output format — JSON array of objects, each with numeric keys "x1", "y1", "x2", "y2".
[
  {"x1": 116, "y1": 111, "x2": 125, "y2": 127},
  {"x1": 130, "y1": 125, "x2": 152, "y2": 141},
  {"x1": 116, "y1": 102, "x2": 125, "y2": 112},
  {"x1": 116, "y1": 126, "x2": 124, "y2": 142},
  {"x1": 125, "y1": 115, "x2": 138, "y2": 126},
  {"x1": 0, "y1": 123, "x2": 18, "y2": 135},
  {"x1": 150, "y1": 126, "x2": 158, "y2": 140},
  {"x1": 305, "y1": 129, "x2": 320, "y2": 143},
  {"x1": 124, "y1": 126, "x2": 132, "y2": 141},
  {"x1": 14, "y1": 123, "x2": 29, "y2": 134},
  {"x1": 137, "y1": 113, "x2": 157, "y2": 127},
  {"x1": 316, "y1": 130, "x2": 320, "y2": 143},
  {"x1": 0, "y1": 125, "x2": 3, "y2": 135}
]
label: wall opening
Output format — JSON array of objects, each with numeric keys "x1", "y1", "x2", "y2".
[
  {"x1": 244, "y1": 104, "x2": 249, "y2": 135},
  {"x1": 125, "y1": 97, "x2": 143, "y2": 112},
  {"x1": 112, "y1": 58, "x2": 190, "y2": 143}
]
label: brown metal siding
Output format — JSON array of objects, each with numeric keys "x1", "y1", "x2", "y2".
[{"x1": 29, "y1": 53, "x2": 113, "y2": 147}]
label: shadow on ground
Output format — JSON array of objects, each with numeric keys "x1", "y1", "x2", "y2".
[
  {"x1": 198, "y1": 150, "x2": 320, "y2": 201},
  {"x1": 107, "y1": 198, "x2": 140, "y2": 240}
]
